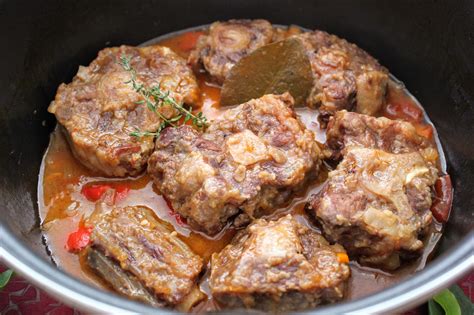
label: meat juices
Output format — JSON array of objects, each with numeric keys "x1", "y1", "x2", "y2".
[
  {"x1": 48, "y1": 45, "x2": 199, "y2": 177},
  {"x1": 148, "y1": 93, "x2": 321, "y2": 235},
  {"x1": 209, "y1": 215, "x2": 350, "y2": 311},
  {"x1": 297, "y1": 31, "x2": 388, "y2": 122},
  {"x1": 40, "y1": 21, "x2": 452, "y2": 312},
  {"x1": 307, "y1": 111, "x2": 439, "y2": 269},
  {"x1": 87, "y1": 205, "x2": 203, "y2": 306},
  {"x1": 188, "y1": 19, "x2": 274, "y2": 84}
]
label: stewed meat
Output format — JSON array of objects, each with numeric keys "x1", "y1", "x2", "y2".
[
  {"x1": 148, "y1": 93, "x2": 321, "y2": 234},
  {"x1": 209, "y1": 215, "x2": 350, "y2": 312},
  {"x1": 308, "y1": 111, "x2": 439, "y2": 268},
  {"x1": 189, "y1": 23, "x2": 387, "y2": 122},
  {"x1": 188, "y1": 19, "x2": 274, "y2": 83},
  {"x1": 325, "y1": 110, "x2": 436, "y2": 160},
  {"x1": 48, "y1": 45, "x2": 199, "y2": 177},
  {"x1": 86, "y1": 205, "x2": 203, "y2": 306},
  {"x1": 307, "y1": 148, "x2": 438, "y2": 269},
  {"x1": 298, "y1": 31, "x2": 389, "y2": 123}
]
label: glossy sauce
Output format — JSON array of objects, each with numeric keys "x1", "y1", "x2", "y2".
[{"x1": 38, "y1": 29, "x2": 445, "y2": 309}]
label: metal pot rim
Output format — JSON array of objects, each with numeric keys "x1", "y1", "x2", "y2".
[{"x1": 1, "y1": 224, "x2": 472, "y2": 314}]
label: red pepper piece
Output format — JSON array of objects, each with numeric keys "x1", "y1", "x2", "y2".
[
  {"x1": 66, "y1": 225, "x2": 92, "y2": 252},
  {"x1": 431, "y1": 175, "x2": 453, "y2": 223},
  {"x1": 81, "y1": 184, "x2": 112, "y2": 202}
]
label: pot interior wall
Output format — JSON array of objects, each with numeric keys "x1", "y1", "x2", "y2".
[{"x1": 1, "y1": 0, "x2": 473, "y2": 291}]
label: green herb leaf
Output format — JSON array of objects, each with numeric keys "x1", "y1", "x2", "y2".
[
  {"x1": 450, "y1": 285, "x2": 474, "y2": 315},
  {"x1": 169, "y1": 115, "x2": 183, "y2": 123},
  {"x1": 429, "y1": 299, "x2": 446, "y2": 315},
  {"x1": 428, "y1": 285, "x2": 473, "y2": 315},
  {"x1": 119, "y1": 55, "x2": 208, "y2": 138},
  {"x1": 184, "y1": 113, "x2": 191, "y2": 123},
  {"x1": 433, "y1": 289, "x2": 461, "y2": 315},
  {"x1": 0, "y1": 269, "x2": 14, "y2": 290}
]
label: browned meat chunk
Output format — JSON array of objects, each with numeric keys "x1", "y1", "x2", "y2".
[
  {"x1": 326, "y1": 110, "x2": 436, "y2": 160},
  {"x1": 298, "y1": 31, "x2": 389, "y2": 123},
  {"x1": 307, "y1": 148, "x2": 438, "y2": 269},
  {"x1": 49, "y1": 45, "x2": 199, "y2": 177},
  {"x1": 87, "y1": 205, "x2": 203, "y2": 306},
  {"x1": 188, "y1": 19, "x2": 274, "y2": 84},
  {"x1": 148, "y1": 93, "x2": 321, "y2": 234},
  {"x1": 209, "y1": 214, "x2": 350, "y2": 311}
]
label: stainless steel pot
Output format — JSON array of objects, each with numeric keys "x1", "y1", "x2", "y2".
[{"x1": 1, "y1": 0, "x2": 473, "y2": 313}]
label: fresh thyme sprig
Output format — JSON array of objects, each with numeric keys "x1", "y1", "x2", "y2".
[{"x1": 119, "y1": 55, "x2": 208, "y2": 137}]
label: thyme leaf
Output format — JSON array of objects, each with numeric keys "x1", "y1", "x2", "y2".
[{"x1": 119, "y1": 55, "x2": 208, "y2": 138}]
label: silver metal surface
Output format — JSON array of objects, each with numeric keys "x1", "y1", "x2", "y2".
[
  {"x1": 2, "y1": 227, "x2": 473, "y2": 314},
  {"x1": 1, "y1": 22, "x2": 473, "y2": 315}
]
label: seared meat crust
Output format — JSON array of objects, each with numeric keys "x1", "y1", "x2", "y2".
[
  {"x1": 298, "y1": 31, "x2": 389, "y2": 122},
  {"x1": 88, "y1": 205, "x2": 203, "y2": 305},
  {"x1": 309, "y1": 111, "x2": 439, "y2": 268},
  {"x1": 188, "y1": 19, "x2": 274, "y2": 84},
  {"x1": 308, "y1": 148, "x2": 437, "y2": 269},
  {"x1": 209, "y1": 215, "x2": 350, "y2": 311},
  {"x1": 148, "y1": 93, "x2": 321, "y2": 234},
  {"x1": 326, "y1": 110, "x2": 435, "y2": 160},
  {"x1": 49, "y1": 45, "x2": 199, "y2": 177}
]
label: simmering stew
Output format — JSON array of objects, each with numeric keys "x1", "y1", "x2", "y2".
[{"x1": 39, "y1": 21, "x2": 452, "y2": 312}]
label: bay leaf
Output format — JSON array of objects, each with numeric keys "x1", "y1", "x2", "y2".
[
  {"x1": 220, "y1": 37, "x2": 313, "y2": 106},
  {"x1": 86, "y1": 247, "x2": 163, "y2": 307}
]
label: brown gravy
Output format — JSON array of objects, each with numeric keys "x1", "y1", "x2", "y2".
[{"x1": 38, "y1": 29, "x2": 444, "y2": 309}]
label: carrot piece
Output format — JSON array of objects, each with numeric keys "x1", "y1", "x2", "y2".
[{"x1": 337, "y1": 252, "x2": 349, "y2": 264}]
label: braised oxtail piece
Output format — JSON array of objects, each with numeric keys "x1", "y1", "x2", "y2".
[
  {"x1": 307, "y1": 111, "x2": 439, "y2": 269},
  {"x1": 148, "y1": 93, "x2": 322, "y2": 235},
  {"x1": 86, "y1": 205, "x2": 204, "y2": 308},
  {"x1": 209, "y1": 215, "x2": 350, "y2": 311},
  {"x1": 298, "y1": 31, "x2": 389, "y2": 124},
  {"x1": 188, "y1": 19, "x2": 275, "y2": 84},
  {"x1": 48, "y1": 45, "x2": 199, "y2": 177},
  {"x1": 325, "y1": 110, "x2": 435, "y2": 160}
]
